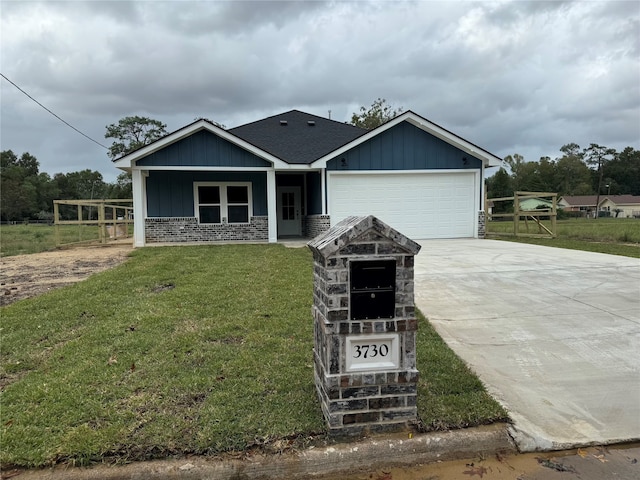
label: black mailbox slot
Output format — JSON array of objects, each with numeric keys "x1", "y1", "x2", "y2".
[
  {"x1": 350, "y1": 260, "x2": 395, "y2": 320},
  {"x1": 351, "y1": 260, "x2": 396, "y2": 290}
]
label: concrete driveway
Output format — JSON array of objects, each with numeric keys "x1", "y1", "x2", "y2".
[{"x1": 413, "y1": 239, "x2": 640, "y2": 452}]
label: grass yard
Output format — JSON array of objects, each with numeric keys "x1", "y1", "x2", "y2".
[
  {"x1": 0, "y1": 244, "x2": 507, "y2": 469},
  {"x1": 0, "y1": 224, "x2": 100, "y2": 257},
  {"x1": 0, "y1": 223, "x2": 133, "y2": 257},
  {"x1": 487, "y1": 218, "x2": 640, "y2": 258}
]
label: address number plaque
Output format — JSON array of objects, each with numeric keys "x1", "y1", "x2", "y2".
[{"x1": 345, "y1": 334, "x2": 400, "y2": 372}]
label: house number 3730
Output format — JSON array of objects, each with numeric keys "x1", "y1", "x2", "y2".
[{"x1": 353, "y1": 344, "x2": 389, "y2": 359}]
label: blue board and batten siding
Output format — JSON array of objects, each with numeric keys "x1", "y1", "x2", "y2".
[
  {"x1": 146, "y1": 171, "x2": 267, "y2": 217},
  {"x1": 137, "y1": 129, "x2": 270, "y2": 218},
  {"x1": 137, "y1": 130, "x2": 271, "y2": 168},
  {"x1": 326, "y1": 122, "x2": 482, "y2": 171}
]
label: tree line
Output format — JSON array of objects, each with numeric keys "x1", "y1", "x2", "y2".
[
  {"x1": 486, "y1": 143, "x2": 640, "y2": 204},
  {"x1": 1, "y1": 116, "x2": 168, "y2": 222},
  {"x1": 0, "y1": 150, "x2": 133, "y2": 222}
]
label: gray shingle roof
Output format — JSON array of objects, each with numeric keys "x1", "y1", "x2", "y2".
[{"x1": 229, "y1": 110, "x2": 368, "y2": 164}]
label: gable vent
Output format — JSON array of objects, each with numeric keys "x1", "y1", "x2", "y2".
[
  {"x1": 280, "y1": 120, "x2": 288, "y2": 126},
  {"x1": 308, "y1": 121, "x2": 316, "y2": 126}
]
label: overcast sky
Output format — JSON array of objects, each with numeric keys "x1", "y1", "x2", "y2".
[{"x1": 1, "y1": 0, "x2": 638, "y2": 182}]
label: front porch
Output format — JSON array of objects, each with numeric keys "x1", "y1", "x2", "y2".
[
  {"x1": 137, "y1": 170, "x2": 329, "y2": 246},
  {"x1": 274, "y1": 172, "x2": 326, "y2": 240}
]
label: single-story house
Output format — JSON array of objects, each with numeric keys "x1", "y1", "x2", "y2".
[
  {"x1": 559, "y1": 195, "x2": 640, "y2": 218},
  {"x1": 598, "y1": 195, "x2": 640, "y2": 218},
  {"x1": 113, "y1": 110, "x2": 502, "y2": 247},
  {"x1": 558, "y1": 195, "x2": 597, "y2": 216}
]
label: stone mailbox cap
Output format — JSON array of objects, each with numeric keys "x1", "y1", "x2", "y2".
[{"x1": 307, "y1": 215, "x2": 421, "y2": 258}]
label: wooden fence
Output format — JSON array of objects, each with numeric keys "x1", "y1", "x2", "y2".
[
  {"x1": 486, "y1": 191, "x2": 558, "y2": 238},
  {"x1": 53, "y1": 199, "x2": 133, "y2": 247}
]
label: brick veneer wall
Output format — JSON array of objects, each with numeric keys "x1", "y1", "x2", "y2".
[
  {"x1": 303, "y1": 214, "x2": 331, "y2": 239},
  {"x1": 478, "y1": 211, "x2": 486, "y2": 239},
  {"x1": 145, "y1": 216, "x2": 268, "y2": 243},
  {"x1": 311, "y1": 227, "x2": 419, "y2": 434}
]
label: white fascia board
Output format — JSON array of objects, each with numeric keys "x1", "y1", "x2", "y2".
[
  {"x1": 310, "y1": 111, "x2": 503, "y2": 169},
  {"x1": 130, "y1": 165, "x2": 273, "y2": 172},
  {"x1": 404, "y1": 116, "x2": 503, "y2": 167},
  {"x1": 112, "y1": 120, "x2": 291, "y2": 170},
  {"x1": 327, "y1": 168, "x2": 473, "y2": 176}
]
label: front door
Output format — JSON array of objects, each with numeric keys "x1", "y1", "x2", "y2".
[{"x1": 277, "y1": 186, "x2": 301, "y2": 236}]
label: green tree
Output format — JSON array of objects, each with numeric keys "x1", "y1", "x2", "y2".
[
  {"x1": 605, "y1": 147, "x2": 640, "y2": 195},
  {"x1": 0, "y1": 150, "x2": 40, "y2": 221},
  {"x1": 105, "y1": 116, "x2": 167, "y2": 159},
  {"x1": 33, "y1": 172, "x2": 59, "y2": 215},
  {"x1": 559, "y1": 142, "x2": 582, "y2": 159},
  {"x1": 106, "y1": 172, "x2": 133, "y2": 199},
  {"x1": 516, "y1": 160, "x2": 540, "y2": 192},
  {"x1": 54, "y1": 170, "x2": 106, "y2": 200},
  {"x1": 486, "y1": 167, "x2": 512, "y2": 213},
  {"x1": 555, "y1": 144, "x2": 592, "y2": 195},
  {"x1": 535, "y1": 156, "x2": 557, "y2": 192},
  {"x1": 584, "y1": 144, "x2": 616, "y2": 218},
  {"x1": 503, "y1": 154, "x2": 526, "y2": 191},
  {"x1": 350, "y1": 98, "x2": 403, "y2": 129}
]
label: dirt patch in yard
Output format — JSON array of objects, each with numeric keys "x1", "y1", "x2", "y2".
[{"x1": 0, "y1": 244, "x2": 133, "y2": 307}]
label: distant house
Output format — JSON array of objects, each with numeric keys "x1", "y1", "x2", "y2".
[
  {"x1": 558, "y1": 195, "x2": 598, "y2": 216},
  {"x1": 113, "y1": 109, "x2": 502, "y2": 247},
  {"x1": 559, "y1": 195, "x2": 640, "y2": 218},
  {"x1": 599, "y1": 195, "x2": 640, "y2": 218}
]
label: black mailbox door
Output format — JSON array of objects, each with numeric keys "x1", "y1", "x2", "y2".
[{"x1": 350, "y1": 260, "x2": 395, "y2": 320}]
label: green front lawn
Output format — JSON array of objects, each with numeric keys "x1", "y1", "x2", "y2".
[{"x1": 0, "y1": 245, "x2": 507, "y2": 468}]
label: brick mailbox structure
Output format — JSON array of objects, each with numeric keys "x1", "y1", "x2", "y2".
[{"x1": 308, "y1": 215, "x2": 422, "y2": 435}]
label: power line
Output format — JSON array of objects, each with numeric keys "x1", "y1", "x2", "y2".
[{"x1": 1, "y1": 72, "x2": 109, "y2": 150}]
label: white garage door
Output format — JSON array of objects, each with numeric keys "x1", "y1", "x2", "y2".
[{"x1": 328, "y1": 172, "x2": 477, "y2": 239}]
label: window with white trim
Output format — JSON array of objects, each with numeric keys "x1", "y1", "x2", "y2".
[{"x1": 194, "y1": 182, "x2": 252, "y2": 224}]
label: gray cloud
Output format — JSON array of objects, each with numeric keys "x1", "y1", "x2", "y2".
[{"x1": 1, "y1": 0, "x2": 638, "y2": 181}]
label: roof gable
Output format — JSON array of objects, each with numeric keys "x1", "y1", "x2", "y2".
[
  {"x1": 602, "y1": 195, "x2": 640, "y2": 205},
  {"x1": 311, "y1": 111, "x2": 503, "y2": 168},
  {"x1": 136, "y1": 129, "x2": 272, "y2": 168},
  {"x1": 113, "y1": 119, "x2": 289, "y2": 170},
  {"x1": 308, "y1": 215, "x2": 421, "y2": 258},
  {"x1": 229, "y1": 110, "x2": 368, "y2": 165},
  {"x1": 326, "y1": 120, "x2": 484, "y2": 170}
]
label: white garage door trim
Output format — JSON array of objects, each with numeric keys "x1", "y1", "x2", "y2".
[{"x1": 327, "y1": 170, "x2": 480, "y2": 239}]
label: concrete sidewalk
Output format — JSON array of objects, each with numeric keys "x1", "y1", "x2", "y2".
[{"x1": 414, "y1": 239, "x2": 640, "y2": 451}]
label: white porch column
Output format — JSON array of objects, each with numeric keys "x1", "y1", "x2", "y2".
[
  {"x1": 321, "y1": 168, "x2": 327, "y2": 215},
  {"x1": 267, "y1": 169, "x2": 277, "y2": 243},
  {"x1": 131, "y1": 169, "x2": 146, "y2": 247}
]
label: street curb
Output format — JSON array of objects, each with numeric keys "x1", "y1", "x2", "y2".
[{"x1": 7, "y1": 423, "x2": 515, "y2": 480}]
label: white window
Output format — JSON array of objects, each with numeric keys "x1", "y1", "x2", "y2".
[{"x1": 194, "y1": 182, "x2": 252, "y2": 224}]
